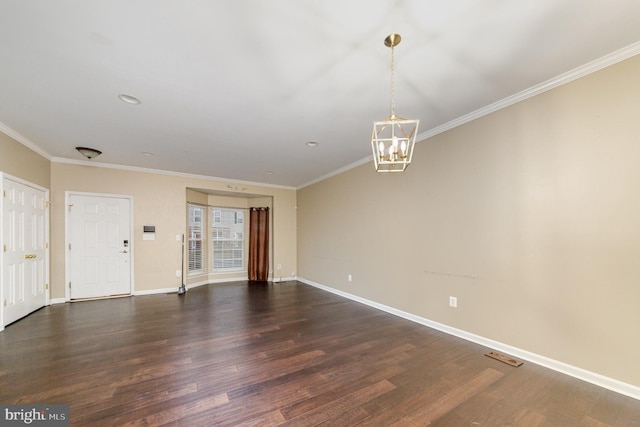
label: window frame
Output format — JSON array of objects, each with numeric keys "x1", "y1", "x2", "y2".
[
  {"x1": 187, "y1": 204, "x2": 205, "y2": 274},
  {"x1": 210, "y1": 207, "x2": 247, "y2": 272}
]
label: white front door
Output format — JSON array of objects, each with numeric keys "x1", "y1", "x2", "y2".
[
  {"x1": 68, "y1": 194, "x2": 132, "y2": 299},
  {"x1": 2, "y1": 176, "x2": 48, "y2": 327}
]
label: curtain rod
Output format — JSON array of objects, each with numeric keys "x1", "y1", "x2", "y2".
[{"x1": 188, "y1": 203, "x2": 270, "y2": 210}]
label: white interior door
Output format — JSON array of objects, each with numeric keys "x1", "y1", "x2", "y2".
[
  {"x1": 2, "y1": 176, "x2": 48, "y2": 327},
  {"x1": 68, "y1": 194, "x2": 131, "y2": 299}
]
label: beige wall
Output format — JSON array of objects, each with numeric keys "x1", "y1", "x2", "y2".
[
  {"x1": 297, "y1": 54, "x2": 640, "y2": 387},
  {"x1": 0, "y1": 132, "x2": 50, "y2": 188},
  {"x1": 51, "y1": 163, "x2": 296, "y2": 298},
  {"x1": 186, "y1": 188, "x2": 208, "y2": 205}
]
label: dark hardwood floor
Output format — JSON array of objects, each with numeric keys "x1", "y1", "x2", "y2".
[{"x1": 1, "y1": 281, "x2": 639, "y2": 426}]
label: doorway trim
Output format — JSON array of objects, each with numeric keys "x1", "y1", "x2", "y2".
[
  {"x1": 0, "y1": 172, "x2": 50, "y2": 332},
  {"x1": 64, "y1": 191, "x2": 135, "y2": 302}
]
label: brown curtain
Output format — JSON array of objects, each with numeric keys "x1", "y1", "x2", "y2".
[{"x1": 248, "y1": 207, "x2": 269, "y2": 281}]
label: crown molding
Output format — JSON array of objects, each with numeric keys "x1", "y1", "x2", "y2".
[
  {"x1": 301, "y1": 41, "x2": 640, "y2": 188},
  {"x1": 0, "y1": 122, "x2": 52, "y2": 160},
  {"x1": 51, "y1": 157, "x2": 297, "y2": 191},
  {"x1": 0, "y1": 122, "x2": 292, "y2": 192},
  {"x1": 297, "y1": 155, "x2": 372, "y2": 190},
  {"x1": 416, "y1": 40, "x2": 640, "y2": 142}
]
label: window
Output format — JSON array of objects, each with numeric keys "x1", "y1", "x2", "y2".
[
  {"x1": 188, "y1": 204, "x2": 204, "y2": 272},
  {"x1": 213, "y1": 209, "x2": 222, "y2": 224},
  {"x1": 211, "y1": 208, "x2": 245, "y2": 270}
]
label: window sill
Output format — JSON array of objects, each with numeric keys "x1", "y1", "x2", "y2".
[{"x1": 210, "y1": 270, "x2": 247, "y2": 275}]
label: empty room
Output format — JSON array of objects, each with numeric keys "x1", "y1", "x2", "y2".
[{"x1": 1, "y1": 1, "x2": 640, "y2": 425}]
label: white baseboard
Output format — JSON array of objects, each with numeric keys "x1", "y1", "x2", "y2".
[
  {"x1": 133, "y1": 287, "x2": 176, "y2": 296},
  {"x1": 186, "y1": 279, "x2": 211, "y2": 289},
  {"x1": 86, "y1": 277, "x2": 272, "y2": 299},
  {"x1": 298, "y1": 277, "x2": 640, "y2": 401},
  {"x1": 206, "y1": 277, "x2": 248, "y2": 284},
  {"x1": 134, "y1": 278, "x2": 247, "y2": 295},
  {"x1": 190, "y1": 276, "x2": 296, "y2": 284},
  {"x1": 273, "y1": 276, "x2": 296, "y2": 283}
]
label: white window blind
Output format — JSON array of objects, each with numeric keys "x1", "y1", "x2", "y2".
[{"x1": 188, "y1": 204, "x2": 204, "y2": 272}]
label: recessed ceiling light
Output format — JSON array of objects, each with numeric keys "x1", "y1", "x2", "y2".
[
  {"x1": 118, "y1": 94, "x2": 141, "y2": 105},
  {"x1": 142, "y1": 152, "x2": 154, "y2": 156},
  {"x1": 265, "y1": 171, "x2": 274, "y2": 175},
  {"x1": 306, "y1": 141, "x2": 319, "y2": 147}
]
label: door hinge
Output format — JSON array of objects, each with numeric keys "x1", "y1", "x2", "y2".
[
  {"x1": 2, "y1": 190, "x2": 5, "y2": 197},
  {"x1": 68, "y1": 243, "x2": 71, "y2": 250},
  {"x1": 3, "y1": 299, "x2": 6, "y2": 307},
  {"x1": 3, "y1": 244, "x2": 6, "y2": 252},
  {"x1": 46, "y1": 283, "x2": 49, "y2": 290},
  {"x1": 67, "y1": 204, "x2": 73, "y2": 212},
  {"x1": 45, "y1": 201, "x2": 50, "y2": 208},
  {"x1": 45, "y1": 242, "x2": 49, "y2": 249},
  {"x1": 69, "y1": 282, "x2": 71, "y2": 288}
]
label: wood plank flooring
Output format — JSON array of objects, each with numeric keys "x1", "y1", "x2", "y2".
[{"x1": 1, "y1": 281, "x2": 639, "y2": 426}]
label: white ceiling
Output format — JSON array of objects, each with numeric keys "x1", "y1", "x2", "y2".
[{"x1": 1, "y1": 1, "x2": 640, "y2": 188}]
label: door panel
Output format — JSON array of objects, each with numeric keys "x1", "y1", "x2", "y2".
[
  {"x1": 2, "y1": 177, "x2": 47, "y2": 326},
  {"x1": 68, "y1": 195, "x2": 131, "y2": 299}
]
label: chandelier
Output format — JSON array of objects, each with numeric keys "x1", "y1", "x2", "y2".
[{"x1": 371, "y1": 34, "x2": 419, "y2": 172}]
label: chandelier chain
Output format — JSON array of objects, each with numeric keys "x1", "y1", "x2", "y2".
[{"x1": 390, "y1": 44, "x2": 396, "y2": 116}]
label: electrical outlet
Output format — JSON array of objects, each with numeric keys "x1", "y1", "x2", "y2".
[
  {"x1": 348, "y1": 274, "x2": 352, "y2": 282},
  {"x1": 449, "y1": 296, "x2": 457, "y2": 308},
  {"x1": 277, "y1": 263, "x2": 282, "y2": 269},
  {"x1": 291, "y1": 271, "x2": 295, "y2": 277},
  {"x1": 176, "y1": 269, "x2": 182, "y2": 278}
]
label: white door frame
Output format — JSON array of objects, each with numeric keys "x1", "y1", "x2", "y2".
[
  {"x1": 0, "y1": 172, "x2": 50, "y2": 332},
  {"x1": 64, "y1": 191, "x2": 134, "y2": 301}
]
